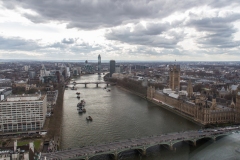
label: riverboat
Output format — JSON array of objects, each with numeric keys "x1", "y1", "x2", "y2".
[
  {"x1": 78, "y1": 106, "x2": 86, "y2": 112},
  {"x1": 77, "y1": 102, "x2": 83, "y2": 107},
  {"x1": 76, "y1": 92, "x2": 80, "y2": 95},
  {"x1": 86, "y1": 116, "x2": 92, "y2": 121},
  {"x1": 81, "y1": 100, "x2": 86, "y2": 106},
  {"x1": 82, "y1": 107, "x2": 86, "y2": 112},
  {"x1": 77, "y1": 95, "x2": 80, "y2": 98}
]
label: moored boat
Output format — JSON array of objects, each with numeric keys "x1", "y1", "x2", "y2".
[
  {"x1": 80, "y1": 100, "x2": 86, "y2": 106},
  {"x1": 86, "y1": 116, "x2": 92, "y2": 121},
  {"x1": 76, "y1": 92, "x2": 80, "y2": 95},
  {"x1": 82, "y1": 107, "x2": 86, "y2": 112},
  {"x1": 77, "y1": 102, "x2": 84, "y2": 107},
  {"x1": 78, "y1": 109, "x2": 83, "y2": 113}
]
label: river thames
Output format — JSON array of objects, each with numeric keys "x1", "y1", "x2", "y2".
[{"x1": 60, "y1": 74, "x2": 240, "y2": 160}]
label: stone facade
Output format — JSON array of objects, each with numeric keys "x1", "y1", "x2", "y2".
[
  {"x1": 235, "y1": 86, "x2": 240, "y2": 123},
  {"x1": 147, "y1": 86, "x2": 237, "y2": 125},
  {"x1": 169, "y1": 65, "x2": 180, "y2": 91},
  {"x1": 186, "y1": 80, "x2": 193, "y2": 98}
]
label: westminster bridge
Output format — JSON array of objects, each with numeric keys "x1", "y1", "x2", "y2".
[
  {"x1": 40, "y1": 126, "x2": 240, "y2": 160},
  {"x1": 68, "y1": 81, "x2": 116, "y2": 88}
]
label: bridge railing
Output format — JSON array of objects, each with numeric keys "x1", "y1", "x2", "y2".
[{"x1": 41, "y1": 127, "x2": 240, "y2": 159}]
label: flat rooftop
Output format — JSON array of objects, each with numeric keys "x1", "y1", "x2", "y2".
[{"x1": 4, "y1": 94, "x2": 46, "y2": 102}]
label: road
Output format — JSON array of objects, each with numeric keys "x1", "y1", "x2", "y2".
[{"x1": 41, "y1": 126, "x2": 240, "y2": 160}]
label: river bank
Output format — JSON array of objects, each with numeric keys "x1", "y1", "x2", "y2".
[{"x1": 43, "y1": 84, "x2": 65, "y2": 148}]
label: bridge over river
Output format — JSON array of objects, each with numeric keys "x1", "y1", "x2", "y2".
[
  {"x1": 68, "y1": 81, "x2": 116, "y2": 88},
  {"x1": 40, "y1": 126, "x2": 240, "y2": 160}
]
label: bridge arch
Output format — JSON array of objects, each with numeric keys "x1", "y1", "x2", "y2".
[
  {"x1": 89, "y1": 154, "x2": 115, "y2": 160},
  {"x1": 145, "y1": 144, "x2": 161, "y2": 151},
  {"x1": 215, "y1": 134, "x2": 228, "y2": 140},
  {"x1": 181, "y1": 139, "x2": 197, "y2": 146},
  {"x1": 117, "y1": 148, "x2": 144, "y2": 158},
  {"x1": 196, "y1": 136, "x2": 215, "y2": 142},
  {"x1": 158, "y1": 142, "x2": 172, "y2": 150}
]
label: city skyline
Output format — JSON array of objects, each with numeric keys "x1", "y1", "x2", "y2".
[{"x1": 0, "y1": 1, "x2": 240, "y2": 61}]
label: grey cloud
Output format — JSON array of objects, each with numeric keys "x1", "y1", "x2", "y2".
[
  {"x1": 48, "y1": 42, "x2": 67, "y2": 49},
  {"x1": 126, "y1": 46, "x2": 186, "y2": 57},
  {"x1": 187, "y1": 13, "x2": 240, "y2": 48},
  {"x1": 208, "y1": 0, "x2": 240, "y2": 8},
  {"x1": 0, "y1": 36, "x2": 103, "y2": 58},
  {"x1": 71, "y1": 42, "x2": 103, "y2": 53},
  {"x1": 61, "y1": 38, "x2": 76, "y2": 44},
  {"x1": 3, "y1": 0, "x2": 240, "y2": 30},
  {"x1": 0, "y1": 36, "x2": 42, "y2": 51},
  {"x1": 105, "y1": 22, "x2": 185, "y2": 48}
]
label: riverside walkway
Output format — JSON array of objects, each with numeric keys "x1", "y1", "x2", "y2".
[{"x1": 40, "y1": 126, "x2": 240, "y2": 160}]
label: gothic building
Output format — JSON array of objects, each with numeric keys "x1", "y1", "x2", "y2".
[
  {"x1": 235, "y1": 86, "x2": 240, "y2": 123},
  {"x1": 147, "y1": 64, "x2": 240, "y2": 125},
  {"x1": 186, "y1": 80, "x2": 193, "y2": 98},
  {"x1": 169, "y1": 65, "x2": 180, "y2": 91}
]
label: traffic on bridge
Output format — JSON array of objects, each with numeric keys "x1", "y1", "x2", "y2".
[{"x1": 40, "y1": 126, "x2": 240, "y2": 160}]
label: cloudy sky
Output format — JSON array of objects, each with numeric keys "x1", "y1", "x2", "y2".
[{"x1": 0, "y1": 0, "x2": 240, "y2": 61}]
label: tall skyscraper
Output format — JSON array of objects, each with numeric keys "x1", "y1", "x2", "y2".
[
  {"x1": 110, "y1": 60, "x2": 116, "y2": 77},
  {"x1": 98, "y1": 54, "x2": 101, "y2": 75},
  {"x1": 169, "y1": 65, "x2": 180, "y2": 91}
]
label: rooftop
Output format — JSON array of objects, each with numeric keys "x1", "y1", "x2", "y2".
[{"x1": 4, "y1": 93, "x2": 45, "y2": 102}]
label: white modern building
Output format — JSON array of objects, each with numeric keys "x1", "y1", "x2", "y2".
[
  {"x1": 0, "y1": 93, "x2": 47, "y2": 132},
  {"x1": 47, "y1": 90, "x2": 58, "y2": 105},
  {"x1": 0, "y1": 88, "x2": 12, "y2": 101}
]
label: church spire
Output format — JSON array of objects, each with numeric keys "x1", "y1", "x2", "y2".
[{"x1": 230, "y1": 97, "x2": 235, "y2": 108}]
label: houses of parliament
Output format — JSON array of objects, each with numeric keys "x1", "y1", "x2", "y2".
[{"x1": 147, "y1": 65, "x2": 240, "y2": 125}]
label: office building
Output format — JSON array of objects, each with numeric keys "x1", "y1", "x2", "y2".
[
  {"x1": 0, "y1": 88, "x2": 12, "y2": 101},
  {"x1": 28, "y1": 70, "x2": 36, "y2": 79},
  {"x1": 0, "y1": 93, "x2": 47, "y2": 132},
  {"x1": 98, "y1": 54, "x2": 101, "y2": 75},
  {"x1": 110, "y1": 60, "x2": 116, "y2": 77}
]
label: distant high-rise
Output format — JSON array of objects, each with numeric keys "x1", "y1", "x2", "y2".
[
  {"x1": 98, "y1": 54, "x2": 101, "y2": 75},
  {"x1": 110, "y1": 60, "x2": 116, "y2": 77},
  {"x1": 28, "y1": 70, "x2": 36, "y2": 79}
]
